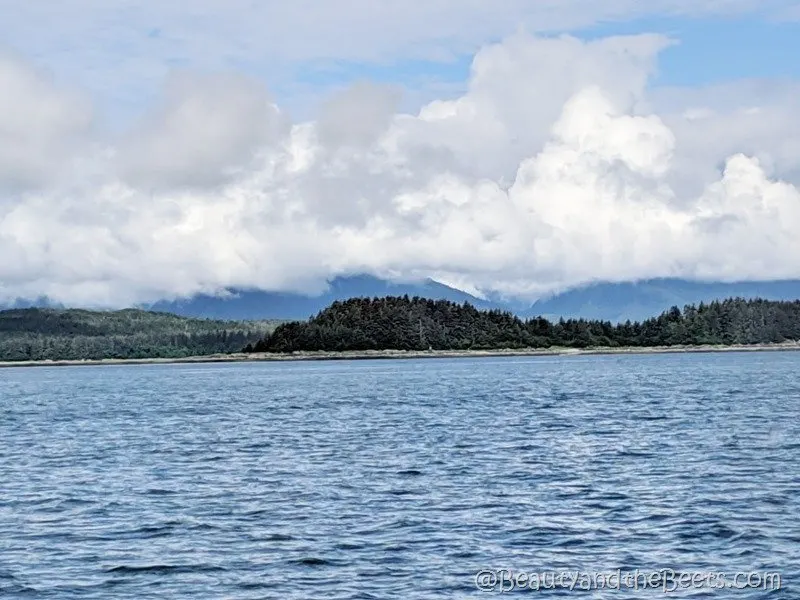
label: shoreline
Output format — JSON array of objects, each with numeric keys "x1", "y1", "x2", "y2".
[{"x1": 2, "y1": 341, "x2": 800, "y2": 368}]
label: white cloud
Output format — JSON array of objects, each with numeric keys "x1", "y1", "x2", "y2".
[
  {"x1": 386, "y1": 33, "x2": 671, "y2": 183},
  {"x1": 0, "y1": 51, "x2": 93, "y2": 191},
  {"x1": 115, "y1": 72, "x2": 286, "y2": 189},
  {"x1": 649, "y1": 79, "x2": 800, "y2": 201},
  {"x1": 1, "y1": 32, "x2": 800, "y2": 306},
  {"x1": 316, "y1": 82, "x2": 401, "y2": 150},
  {"x1": 0, "y1": 0, "x2": 792, "y2": 121}
]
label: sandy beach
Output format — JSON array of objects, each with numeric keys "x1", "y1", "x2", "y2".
[{"x1": 2, "y1": 341, "x2": 800, "y2": 368}]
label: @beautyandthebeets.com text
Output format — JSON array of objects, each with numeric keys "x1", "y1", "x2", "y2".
[{"x1": 474, "y1": 569, "x2": 782, "y2": 593}]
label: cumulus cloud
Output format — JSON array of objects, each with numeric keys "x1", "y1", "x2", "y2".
[
  {"x1": 316, "y1": 82, "x2": 401, "y2": 149},
  {"x1": 0, "y1": 51, "x2": 93, "y2": 191},
  {"x1": 649, "y1": 79, "x2": 800, "y2": 200},
  {"x1": 116, "y1": 72, "x2": 285, "y2": 189},
  {"x1": 1, "y1": 32, "x2": 800, "y2": 306}
]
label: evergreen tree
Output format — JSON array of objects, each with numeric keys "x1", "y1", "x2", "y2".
[{"x1": 246, "y1": 296, "x2": 800, "y2": 353}]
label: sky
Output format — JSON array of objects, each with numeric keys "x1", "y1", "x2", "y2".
[{"x1": 1, "y1": 1, "x2": 799, "y2": 305}]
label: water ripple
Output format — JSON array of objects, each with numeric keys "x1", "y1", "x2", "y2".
[{"x1": 1, "y1": 353, "x2": 799, "y2": 598}]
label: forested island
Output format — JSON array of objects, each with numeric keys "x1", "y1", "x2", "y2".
[
  {"x1": 0, "y1": 308, "x2": 281, "y2": 361},
  {"x1": 247, "y1": 296, "x2": 800, "y2": 353},
  {"x1": 3, "y1": 297, "x2": 800, "y2": 364}
]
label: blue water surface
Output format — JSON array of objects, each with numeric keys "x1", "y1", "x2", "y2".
[{"x1": 1, "y1": 352, "x2": 799, "y2": 598}]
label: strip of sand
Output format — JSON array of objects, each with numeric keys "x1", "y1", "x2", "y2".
[{"x1": 2, "y1": 341, "x2": 800, "y2": 368}]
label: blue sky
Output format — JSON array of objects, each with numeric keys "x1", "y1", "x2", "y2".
[
  {"x1": 587, "y1": 16, "x2": 800, "y2": 86},
  {"x1": 2, "y1": 1, "x2": 798, "y2": 122},
  {"x1": 274, "y1": 13, "x2": 800, "y2": 119},
  {"x1": 317, "y1": 16, "x2": 800, "y2": 91}
]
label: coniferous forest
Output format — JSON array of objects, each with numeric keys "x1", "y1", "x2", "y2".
[
  {"x1": 0, "y1": 308, "x2": 281, "y2": 361},
  {"x1": 3, "y1": 297, "x2": 800, "y2": 362},
  {"x1": 247, "y1": 296, "x2": 800, "y2": 353}
]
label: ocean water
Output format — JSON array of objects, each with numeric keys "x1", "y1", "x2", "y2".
[{"x1": 1, "y1": 352, "x2": 799, "y2": 599}]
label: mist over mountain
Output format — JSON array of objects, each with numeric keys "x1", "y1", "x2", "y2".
[
  {"x1": 523, "y1": 279, "x2": 800, "y2": 323},
  {"x1": 151, "y1": 277, "x2": 800, "y2": 322},
  {"x1": 146, "y1": 275, "x2": 497, "y2": 321},
  {"x1": 6, "y1": 276, "x2": 800, "y2": 323},
  {"x1": 142, "y1": 277, "x2": 800, "y2": 321}
]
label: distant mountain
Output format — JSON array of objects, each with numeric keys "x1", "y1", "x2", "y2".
[
  {"x1": 147, "y1": 275, "x2": 498, "y2": 320},
  {"x1": 6, "y1": 276, "x2": 800, "y2": 323},
  {"x1": 523, "y1": 279, "x2": 800, "y2": 322},
  {"x1": 0, "y1": 296, "x2": 62, "y2": 310}
]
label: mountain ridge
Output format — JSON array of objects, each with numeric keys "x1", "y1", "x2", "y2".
[
  {"x1": 147, "y1": 275, "x2": 497, "y2": 320},
  {"x1": 524, "y1": 278, "x2": 800, "y2": 322},
  {"x1": 5, "y1": 276, "x2": 800, "y2": 322}
]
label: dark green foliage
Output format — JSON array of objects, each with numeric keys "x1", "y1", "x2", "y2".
[
  {"x1": 0, "y1": 308, "x2": 281, "y2": 361},
  {"x1": 247, "y1": 296, "x2": 800, "y2": 353}
]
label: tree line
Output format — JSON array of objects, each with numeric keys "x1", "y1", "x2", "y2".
[
  {"x1": 245, "y1": 295, "x2": 800, "y2": 353},
  {"x1": 0, "y1": 308, "x2": 280, "y2": 361}
]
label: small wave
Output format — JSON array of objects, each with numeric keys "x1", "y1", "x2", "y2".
[
  {"x1": 104, "y1": 564, "x2": 227, "y2": 575},
  {"x1": 291, "y1": 557, "x2": 338, "y2": 567},
  {"x1": 559, "y1": 537, "x2": 587, "y2": 547},
  {"x1": 616, "y1": 449, "x2": 654, "y2": 457},
  {"x1": 243, "y1": 442, "x2": 272, "y2": 450},
  {"x1": 0, "y1": 583, "x2": 40, "y2": 597},
  {"x1": 396, "y1": 469, "x2": 423, "y2": 476},
  {"x1": 386, "y1": 488, "x2": 418, "y2": 496},
  {"x1": 145, "y1": 488, "x2": 176, "y2": 496},
  {"x1": 592, "y1": 491, "x2": 630, "y2": 501},
  {"x1": 336, "y1": 541, "x2": 366, "y2": 550},
  {"x1": 109, "y1": 522, "x2": 182, "y2": 539},
  {"x1": 263, "y1": 533, "x2": 295, "y2": 541}
]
